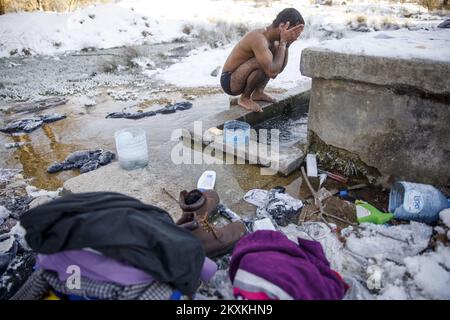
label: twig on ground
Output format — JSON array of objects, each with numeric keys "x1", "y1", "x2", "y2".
[
  {"x1": 162, "y1": 188, "x2": 179, "y2": 204},
  {"x1": 323, "y1": 211, "x2": 358, "y2": 226},
  {"x1": 300, "y1": 166, "x2": 333, "y2": 230}
]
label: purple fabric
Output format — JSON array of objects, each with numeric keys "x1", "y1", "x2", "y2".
[
  {"x1": 37, "y1": 250, "x2": 217, "y2": 285},
  {"x1": 201, "y1": 256, "x2": 218, "y2": 282},
  {"x1": 229, "y1": 230, "x2": 347, "y2": 300}
]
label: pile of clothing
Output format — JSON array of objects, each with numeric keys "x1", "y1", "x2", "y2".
[
  {"x1": 13, "y1": 192, "x2": 218, "y2": 300},
  {"x1": 10, "y1": 187, "x2": 347, "y2": 300},
  {"x1": 229, "y1": 230, "x2": 348, "y2": 300}
]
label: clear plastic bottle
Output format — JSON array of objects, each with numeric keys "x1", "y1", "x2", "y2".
[
  {"x1": 114, "y1": 128, "x2": 149, "y2": 170},
  {"x1": 388, "y1": 181, "x2": 449, "y2": 223}
]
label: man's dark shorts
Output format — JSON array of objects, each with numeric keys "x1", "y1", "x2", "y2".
[{"x1": 220, "y1": 71, "x2": 238, "y2": 96}]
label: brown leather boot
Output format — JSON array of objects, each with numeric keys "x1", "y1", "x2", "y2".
[
  {"x1": 176, "y1": 189, "x2": 247, "y2": 257},
  {"x1": 178, "y1": 189, "x2": 219, "y2": 222},
  {"x1": 181, "y1": 212, "x2": 247, "y2": 258},
  {"x1": 195, "y1": 219, "x2": 247, "y2": 258}
]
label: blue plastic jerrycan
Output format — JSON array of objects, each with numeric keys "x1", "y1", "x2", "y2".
[{"x1": 388, "y1": 181, "x2": 449, "y2": 223}]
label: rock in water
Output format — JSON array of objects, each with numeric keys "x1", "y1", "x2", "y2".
[
  {"x1": 4, "y1": 142, "x2": 25, "y2": 149},
  {"x1": 28, "y1": 195, "x2": 53, "y2": 209},
  {"x1": 438, "y1": 19, "x2": 450, "y2": 28}
]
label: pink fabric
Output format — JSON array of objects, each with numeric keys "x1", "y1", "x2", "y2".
[{"x1": 233, "y1": 288, "x2": 273, "y2": 300}]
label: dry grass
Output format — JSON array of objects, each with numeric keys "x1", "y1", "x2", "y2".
[
  {"x1": 194, "y1": 21, "x2": 250, "y2": 48},
  {"x1": 381, "y1": 16, "x2": 400, "y2": 29},
  {"x1": 101, "y1": 46, "x2": 141, "y2": 73},
  {"x1": 356, "y1": 15, "x2": 367, "y2": 25},
  {"x1": 0, "y1": 0, "x2": 111, "y2": 14}
]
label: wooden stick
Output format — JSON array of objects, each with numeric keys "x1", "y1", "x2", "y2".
[
  {"x1": 323, "y1": 211, "x2": 358, "y2": 226},
  {"x1": 301, "y1": 166, "x2": 317, "y2": 199},
  {"x1": 301, "y1": 166, "x2": 333, "y2": 230},
  {"x1": 162, "y1": 188, "x2": 179, "y2": 204}
]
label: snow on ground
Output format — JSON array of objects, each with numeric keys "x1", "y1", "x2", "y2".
[
  {"x1": 317, "y1": 29, "x2": 450, "y2": 62},
  {"x1": 141, "y1": 0, "x2": 449, "y2": 89},
  {"x1": 1, "y1": 0, "x2": 449, "y2": 91},
  {"x1": 1, "y1": 0, "x2": 444, "y2": 58},
  {"x1": 282, "y1": 221, "x2": 450, "y2": 300},
  {"x1": 157, "y1": 45, "x2": 234, "y2": 88},
  {"x1": 344, "y1": 222, "x2": 433, "y2": 263},
  {"x1": 404, "y1": 245, "x2": 450, "y2": 299},
  {"x1": 440, "y1": 208, "x2": 450, "y2": 228},
  {"x1": 0, "y1": 4, "x2": 153, "y2": 57}
]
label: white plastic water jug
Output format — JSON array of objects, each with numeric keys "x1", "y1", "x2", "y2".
[
  {"x1": 388, "y1": 181, "x2": 449, "y2": 223},
  {"x1": 114, "y1": 128, "x2": 148, "y2": 170}
]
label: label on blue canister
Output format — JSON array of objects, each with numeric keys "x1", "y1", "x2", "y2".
[{"x1": 403, "y1": 190, "x2": 424, "y2": 213}]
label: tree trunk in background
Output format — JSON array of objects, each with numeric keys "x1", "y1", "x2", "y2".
[{"x1": 0, "y1": 0, "x2": 5, "y2": 15}]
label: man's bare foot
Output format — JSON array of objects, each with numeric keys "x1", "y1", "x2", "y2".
[
  {"x1": 251, "y1": 91, "x2": 277, "y2": 103},
  {"x1": 238, "y1": 97, "x2": 263, "y2": 112}
]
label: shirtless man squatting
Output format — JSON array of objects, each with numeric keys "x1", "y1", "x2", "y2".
[{"x1": 220, "y1": 8, "x2": 305, "y2": 112}]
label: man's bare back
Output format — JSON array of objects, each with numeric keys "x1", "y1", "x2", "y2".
[{"x1": 220, "y1": 8, "x2": 304, "y2": 112}]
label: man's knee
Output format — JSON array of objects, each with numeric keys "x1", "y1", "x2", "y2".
[
  {"x1": 250, "y1": 68, "x2": 268, "y2": 82},
  {"x1": 261, "y1": 69, "x2": 277, "y2": 80}
]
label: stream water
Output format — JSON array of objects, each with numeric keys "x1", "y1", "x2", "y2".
[{"x1": 0, "y1": 90, "x2": 306, "y2": 194}]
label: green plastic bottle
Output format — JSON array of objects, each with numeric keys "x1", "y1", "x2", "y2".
[{"x1": 355, "y1": 200, "x2": 394, "y2": 224}]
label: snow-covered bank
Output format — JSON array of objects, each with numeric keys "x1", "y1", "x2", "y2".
[
  {"x1": 1, "y1": 0, "x2": 448, "y2": 91},
  {"x1": 0, "y1": 0, "x2": 447, "y2": 58},
  {"x1": 0, "y1": 4, "x2": 154, "y2": 57},
  {"x1": 317, "y1": 29, "x2": 450, "y2": 62}
]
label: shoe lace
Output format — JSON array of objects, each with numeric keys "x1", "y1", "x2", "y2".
[{"x1": 200, "y1": 215, "x2": 219, "y2": 239}]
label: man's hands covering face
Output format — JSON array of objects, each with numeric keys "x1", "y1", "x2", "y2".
[{"x1": 280, "y1": 21, "x2": 304, "y2": 45}]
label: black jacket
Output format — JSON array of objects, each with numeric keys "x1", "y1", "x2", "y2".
[{"x1": 20, "y1": 192, "x2": 204, "y2": 295}]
